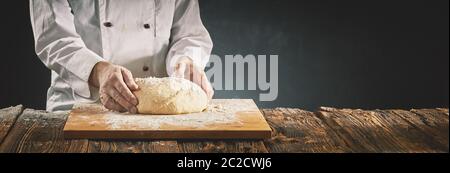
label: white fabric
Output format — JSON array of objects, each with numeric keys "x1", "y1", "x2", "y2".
[{"x1": 29, "y1": 0, "x2": 213, "y2": 111}]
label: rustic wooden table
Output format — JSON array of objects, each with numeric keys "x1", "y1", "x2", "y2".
[{"x1": 0, "y1": 105, "x2": 448, "y2": 153}]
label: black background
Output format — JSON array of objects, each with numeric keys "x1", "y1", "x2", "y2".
[
  {"x1": 1, "y1": 0, "x2": 448, "y2": 110},
  {"x1": 0, "y1": 153, "x2": 447, "y2": 171}
]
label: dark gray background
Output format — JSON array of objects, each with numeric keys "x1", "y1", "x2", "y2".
[{"x1": 1, "y1": 0, "x2": 448, "y2": 111}]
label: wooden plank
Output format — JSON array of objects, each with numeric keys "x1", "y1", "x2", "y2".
[
  {"x1": 87, "y1": 140, "x2": 181, "y2": 153},
  {"x1": 261, "y1": 108, "x2": 350, "y2": 153},
  {"x1": 0, "y1": 109, "x2": 88, "y2": 153},
  {"x1": 317, "y1": 107, "x2": 448, "y2": 153},
  {"x1": 64, "y1": 99, "x2": 272, "y2": 139},
  {"x1": 1, "y1": 106, "x2": 446, "y2": 153},
  {"x1": 387, "y1": 109, "x2": 448, "y2": 151},
  {"x1": 410, "y1": 108, "x2": 449, "y2": 131},
  {"x1": 0, "y1": 105, "x2": 23, "y2": 144},
  {"x1": 63, "y1": 139, "x2": 89, "y2": 153},
  {"x1": 178, "y1": 140, "x2": 268, "y2": 153},
  {"x1": 436, "y1": 108, "x2": 449, "y2": 116},
  {"x1": 141, "y1": 141, "x2": 181, "y2": 153},
  {"x1": 86, "y1": 139, "x2": 267, "y2": 153}
]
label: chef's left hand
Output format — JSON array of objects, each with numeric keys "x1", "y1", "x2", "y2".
[{"x1": 172, "y1": 57, "x2": 214, "y2": 100}]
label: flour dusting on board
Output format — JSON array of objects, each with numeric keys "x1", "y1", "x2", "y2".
[{"x1": 98, "y1": 100, "x2": 252, "y2": 130}]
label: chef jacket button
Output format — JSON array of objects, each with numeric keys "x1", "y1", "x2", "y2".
[
  {"x1": 103, "y1": 22, "x2": 113, "y2": 27},
  {"x1": 143, "y1": 24, "x2": 150, "y2": 29},
  {"x1": 142, "y1": 66, "x2": 149, "y2": 71}
]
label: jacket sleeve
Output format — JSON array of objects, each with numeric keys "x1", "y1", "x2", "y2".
[
  {"x1": 166, "y1": 0, "x2": 213, "y2": 76},
  {"x1": 29, "y1": 0, "x2": 104, "y2": 98}
]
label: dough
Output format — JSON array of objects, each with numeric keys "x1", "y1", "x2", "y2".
[{"x1": 133, "y1": 77, "x2": 208, "y2": 114}]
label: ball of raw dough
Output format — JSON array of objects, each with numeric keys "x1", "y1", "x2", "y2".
[{"x1": 133, "y1": 77, "x2": 208, "y2": 114}]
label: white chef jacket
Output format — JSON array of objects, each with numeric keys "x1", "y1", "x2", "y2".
[{"x1": 29, "y1": 0, "x2": 213, "y2": 112}]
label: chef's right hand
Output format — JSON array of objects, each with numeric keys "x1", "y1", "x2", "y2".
[{"x1": 89, "y1": 61, "x2": 139, "y2": 113}]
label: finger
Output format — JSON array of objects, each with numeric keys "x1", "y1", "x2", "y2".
[
  {"x1": 173, "y1": 62, "x2": 186, "y2": 78},
  {"x1": 106, "y1": 86, "x2": 137, "y2": 113},
  {"x1": 192, "y1": 66, "x2": 203, "y2": 88},
  {"x1": 102, "y1": 94, "x2": 127, "y2": 112},
  {"x1": 121, "y1": 68, "x2": 139, "y2": 91},
  {"x1": 113, "y1": 77, "x2": 138, "y2": 105},
  {"x1": 200, "y1": 72, "x2": 214, "y2": 100},
  {"x1": 187, "y1": 63, "x2": 194, "y2": 81}
]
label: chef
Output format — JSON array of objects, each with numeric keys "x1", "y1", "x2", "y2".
[{"x1": 30, "y1": 0, "x2": 214, "y2": 113}]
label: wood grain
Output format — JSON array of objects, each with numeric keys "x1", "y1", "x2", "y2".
[
  {"x1": 0, "y1": 105, "x2": 23, "y2": 144},
  {"x1": 87, "y1": 140, "x2": 181, "y2": 153},
  {"x1": 178, "y1": 140, "x2": 268, "y2": 153},
  {"x1": 317, "y1": 107, "x2": 448, "y2": 152},
  {"x1": 0, "y1": 105, "x2": 447, "y2": 153},
  {"x1": 0, "y1": 109, "x2": 88, "y2": 153},
  {"x1": 262, "y1": 108, "x2": 350, "y2": 153},
  {"x1": 389, "y1": 109, "x2": 448, "y2": 151}
]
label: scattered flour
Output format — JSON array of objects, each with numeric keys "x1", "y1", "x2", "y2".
[{"x1": 101, "y1": 100, "x2": 251, "y2": 130}]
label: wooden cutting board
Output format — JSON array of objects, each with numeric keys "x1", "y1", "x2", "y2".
[{"x1": 63, "y1": 99, "x2": 272, "y2": 139}]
